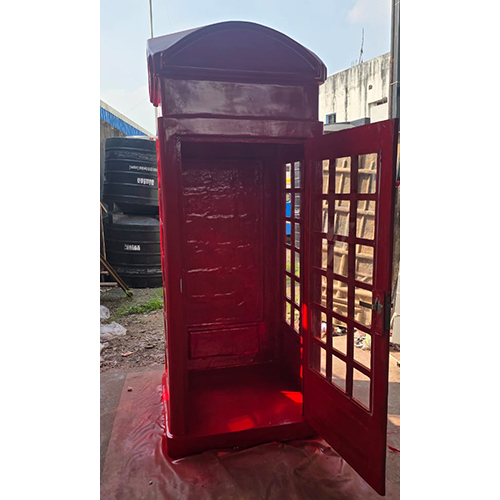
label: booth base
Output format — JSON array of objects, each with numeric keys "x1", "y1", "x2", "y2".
[{"x1": 163, "y1": 363, "x2": 313, "y2": 457}]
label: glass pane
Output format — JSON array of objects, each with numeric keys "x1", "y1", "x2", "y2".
[
  {"x1": 321, "y1": 311, "x2": 328, "y2": 343},
  {"x1": 286, "y1": 221, "x2": 291, "y2": 243},
  {"x1": 311, "y1": 343, "x2": 327, "y2": 378},
  {"x1": 321, "y1": 237, "x2": 329, "y2": 270},
  {"x1": 285, "y1": 163, "x2": 291, "y2": 189},
  {"x1": 333, "y1": 240, "x2": 348, "y2": 277},
  {"x1": 322, "y1": 200, "x2": 328, "y2": 233},
  {"x1": 322, "y1": 159, "x2": 330, "y2": 194},
  {"x1": 335, "y1": 157, "x2": 351, "y2": 194},
  {"x1": 356, "y1": 200, "x2": 376, "y2": 240},
  {"x1": 331, "y1": 355, "x2": 346, "y2": 391},
  {"x1": 332, "y1": 318, "x2": 347, "y2": 355},
  {"x1": 334, "y1": 200, "x2": 350, "y2": 237},
  {"x1": 294, "y1": 307, "x2": 301, "y2": 333},
  {"x1": 285, "y1": 248, "x2": 291, "y2": 272},
  {"x1": 355, "y1": 287, "x2": 372, "y2": 328},
  {"x1": 294, "y1": 161, "x2": 301, "y2": 188},
  {"x1": 355, "y1": 244, "x2": 374, "y2": 284},
  {"x1": 353, "y1": 369, "x2": 371, "y2": 410},
  {"x1": 294, "y1": 223, "x2": 301, "y2": 249},
  {"x1": 294, "y1": 251, "x2": 300, "y2": 277},
  {"x1": 294, "y1": 193, "x2": 301, "y2": 219},
  {"x1": 294, "y1": 280, "x2": 300, "y2": 306},
  {"x1": 358, "y1": 153, "x2": 378, "y2": 194},
  {"x1": 321, "y1": 275, "x2": 327, "y2": 308},
  {"x1": 312, "y1": 308, "x2": 326, "y2": 342},
  {"x1": 285, "y1": 274, "x2": 291, "y2": 300},
  {"x1": 325, "y1": 242, "x2": 334, "y2": 271},
  {"x1": 285, "y1": 192, "x2": 291, "y2": 216},
  {"x1": 332, "y1": 279, "x2": 348, "y2": 318},
  {"x1": 285, "y1": 301, "x2": 291, "y2": 325},
  {"x1": 354, "y1": 327, "x2": 371, "y2": 370}
]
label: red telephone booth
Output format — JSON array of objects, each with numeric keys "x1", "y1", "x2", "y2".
[{"x1": 147, "y1": 21, "x2": 398, "y2": 495}]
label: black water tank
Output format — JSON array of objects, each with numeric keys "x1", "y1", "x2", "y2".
[
  {"x1": 105, "y1": 214, "x2": 162, "y2": 288},
  {"x1": 103, "y1": 136, "x2": 158, "y2": 215}
]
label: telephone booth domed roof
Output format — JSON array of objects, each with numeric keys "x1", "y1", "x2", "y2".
[{"x1": 147, "y1": 21, "x2": 327, "y2": 105}]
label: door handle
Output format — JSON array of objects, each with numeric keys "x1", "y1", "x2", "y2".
[
  {"x1": 359, "y1": 295, "x2": 393, "y2": 333},
  {"x1": 359, "y1": 298, "x2": 383, "y2": 313}
]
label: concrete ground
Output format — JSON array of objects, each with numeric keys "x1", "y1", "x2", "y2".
[
  {"x1": 101, "y1": 356, "x2": 400, "y2": 495},
  {"x1": 386, "y1": 353, "x2": 401, "y2": 489}
]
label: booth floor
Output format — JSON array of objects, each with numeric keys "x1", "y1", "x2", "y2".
[{"x1": 101, "y1": 361, "x2": 400, "y2": 500}]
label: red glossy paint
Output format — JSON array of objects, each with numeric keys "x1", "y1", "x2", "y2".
[
  {"x1": 189, "y1": 324, "x2": 260, "y2": 359},
  {"x1": 181, "y1": 160, "x2": 264, "y2": 327},
  {"x1": 188, "y1": 364, "x2": 303, "y2": 436},
  {"x1": 147, "y1": 21, "x2": 326, "y2": 103},
  {"x1": 303, "y1": 119, "x2": 398, "y2": 495},
  {"x1": 162, "y1": 365, "x2": 312, "y2": 458},
  {"x1": 148, "y1": 20, "x2": 397, "y2": 496}
]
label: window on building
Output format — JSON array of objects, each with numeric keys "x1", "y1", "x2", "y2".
[{"x1": 325, "y1": 113, "x2": 336, "y2": 124}]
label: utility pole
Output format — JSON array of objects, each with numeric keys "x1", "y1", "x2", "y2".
[
  {"x1": 358, "y1": 28, "x2": 364, "y2": 65},
  {"x1": 389, "y1": 0, "x2": 400, "y2": 345},
  {"x1": 148, "y1": 0, "x2": 154, "y2": 38},
  {"x1": 389, "y1": 0, "x2": 400, "y2": 119}
]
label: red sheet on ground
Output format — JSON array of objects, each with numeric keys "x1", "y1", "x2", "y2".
[{"x1": 101, "y1": 370, "x2": 399, "y2": 500}]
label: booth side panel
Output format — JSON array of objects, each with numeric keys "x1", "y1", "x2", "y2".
[
  {"x1": 158, "y1": 123, "x2": 188, "y2": 436},
  {"x1": 156, "y1": 120, "x2": 169, "y2": 370},
  {"x1": 277, "y1": 144, "x2": 307, "y2": 391},
  {"x1": 261, "y1": 150, "x2": 281, "y2": 365}
]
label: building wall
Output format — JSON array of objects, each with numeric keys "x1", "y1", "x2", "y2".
[{"x1": 319, "y1": 53, "x2": 390, "y2": 125}]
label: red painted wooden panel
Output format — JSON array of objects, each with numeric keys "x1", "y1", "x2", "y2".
[
  {"x1": 303, "y1": 119, "x2": 398, "y2": 495},
  {"x1": 186, "y1": 364, "x2": 305, "y2": 438},
  {"x1": 160, "y1": 117, "x2": 322, "y2": 140},
  {"x1": 281, "y1": 332, "x2": 302, "y2": 388},
  {"x1": 181, "y1": 159, "x2": 264, "y2": 327},
  {"x1": 157, "y1": 122, "x2": 188, "y2": 436},
  {"x1": 189, "y1": 324, "x2": 260, "y2": 359},
  {"x1": 162, "y1": 79, "x2": 318, "y2": 120}
]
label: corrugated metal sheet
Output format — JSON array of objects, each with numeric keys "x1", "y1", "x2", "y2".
[{"x1": 100, "y1": 106, "x2": 147, "y2": 137}]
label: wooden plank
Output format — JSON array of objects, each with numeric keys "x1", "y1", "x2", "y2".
[{"x1": 100, "y1": 255, "x2": 132, "y2": 296}]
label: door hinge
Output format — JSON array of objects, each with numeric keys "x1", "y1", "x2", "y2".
[
  {"x1": 180, "y1": 279, "x2": 183, "y2": 293},
  {"x1": 384, "y1": 297, "x2": 393, "y2": 332}
]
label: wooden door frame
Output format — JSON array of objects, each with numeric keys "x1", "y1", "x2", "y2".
[
  {"x1": 158, "y1": 122, "x2": 312, "y2": 437},
  {"x1": 302, "y1": 119, "x2": 398, "y2": 495}
]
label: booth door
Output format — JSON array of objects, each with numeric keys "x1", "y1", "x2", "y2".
[{"x1": 303, "y1": 119, "x2": 398, "y2": 495}]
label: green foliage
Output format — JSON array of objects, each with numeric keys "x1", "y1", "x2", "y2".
[
  {"x1": 286, "y1": 262, "x2": 300, "y2": 277},
  {"x1": 114, "y1": 289, "x2": 163, "y2": 317}
]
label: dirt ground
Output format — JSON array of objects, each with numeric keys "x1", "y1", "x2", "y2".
[
  {"x1": 100, "y1": 287, "x2": 165, "y2": 373},
  {"x1": 100, "y1": 286, "x2": 399, "y2": 374}
]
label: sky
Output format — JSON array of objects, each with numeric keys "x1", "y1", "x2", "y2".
[{"x1": 100, "y1": 0, "x2": 392, "y2": 134}]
